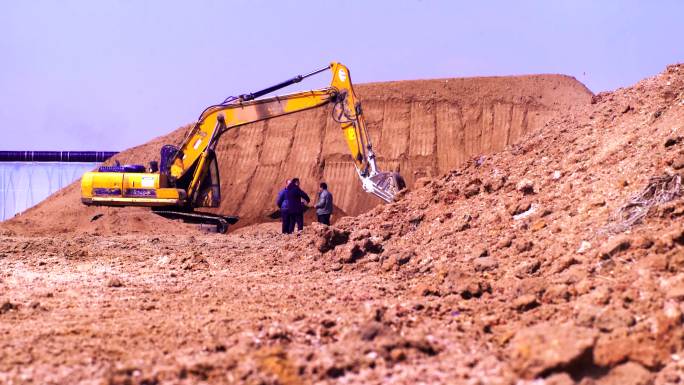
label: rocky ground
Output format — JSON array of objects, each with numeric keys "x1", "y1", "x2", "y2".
[{"x1": 2, "y1": 64, "x2": 684, "y2": 384}]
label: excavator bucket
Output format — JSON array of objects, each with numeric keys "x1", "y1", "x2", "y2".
[{"x1": 364, "y1": 172, "x2": 406, "y2": 203}]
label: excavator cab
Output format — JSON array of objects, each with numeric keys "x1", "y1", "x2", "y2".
[{"x1": 160, "y1": 145, "x2": 179, "y2": 177}]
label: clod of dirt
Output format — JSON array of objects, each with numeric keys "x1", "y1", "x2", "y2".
[
  {"x1": 542, "y1": 284, "x2": 571, "y2": 303},
  {"x1": 515, "y1": 260, "x2": 542, "y2": 278},
  {"x1": 0, "y1": 301, "x2": 18, "y2": 314},
  {"x1": 484, "y1": 175, "x2": 507, "y2": 193},
  {"x1": 508, "y1": 321, "x2": 597, "y2": 378},
  {"x1": 665, "y1": 136, "x2": 682, "y2": 147},
  {"x1": 593, "y1": 334, "x2": 634, "y2": 367},
  {"x1": 509, "y1": 200, "x2": 533, "y2": 216},
  {"x1": 255, "y1": 347, "x2": 303, "y2": 385},
  {"x1": 515, "y1": 240, "x2": 534, "y2": 253},
  {"x1": 660, "y1": 226, "x2": 684, "y2": 248},
  {"x1": 595, "y1": 361, "x2": 652, "y2": 385},
  {"x1": 512, "y1": 294, "x2": 539, "y2": 312},
  {"x1": 473, "y1": 256, "x2": 498, "y2": 272},
  {"x1": 442, "y1": 271, "x2": 491, "y2": 299},
  {"x1": 382, "y1": 246, "x2": 415, "y2": 270},
  {"x1": 595, "y1": 307, "x2": 636, "y2": 332},
  {"x1": 313, "y1": 224, "x2": 350, "y2": 253},
  {"x1": 414, "y1": 281, "x2": 441, "y2": 297},
  {"x1": 496, "y1": 235, "x2": 515, "y2": 249},
  {"x1": 470, "y1": 244, "x2": 489, "y2": 259},
  {"x1": 181, "y1": 253, "x2": 209, "y2": 270},
  {"x1": 454, "y1": 214, "x2": 472, "y2": 232},
  {"x1": 655, "y1": 353, "x2": 684, "y2": 384},
  {"x1": 672, "y1": 155, "x2": 684, "y2": 170},
  {"x1": 464, "y1": 184, "x2": 480, "y2": 198},
  {"x1": 516, "y1": 179, "x2": 536, "y2": 195},
  {"x1": 666, "y1": 283, "x2": 684, "y2": 300},
  {"x1": 599, "y1": 235, "x2": 632, "y2": 259},
  {"x1": 336, "y1": 242, "x2": 365, "y2": 264},
  {"x1": 106, "y1": 277, "x2": 124, "y2": 288},
  {"x1": 360, "y1": 237, "x2": 383, "y2": 254}
]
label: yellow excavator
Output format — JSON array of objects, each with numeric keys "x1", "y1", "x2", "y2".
[{"x1": 80, "y1": 62, "x2": 404, "y2": 232}]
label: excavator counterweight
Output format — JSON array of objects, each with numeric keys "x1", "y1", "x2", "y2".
[{"x1": 80, "y1": 62, "x2": 405, "y2": 232}]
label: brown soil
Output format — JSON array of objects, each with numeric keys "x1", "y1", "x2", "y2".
[
  {"x1": 3, "y1": 65, "x2": 684, "y2": 384},
  {"x1": 1, "y1": 74, "x2": 591, "y2": 235}
]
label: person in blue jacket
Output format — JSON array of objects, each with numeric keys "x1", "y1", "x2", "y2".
[
  {"x1": 276, "y1": 179, "x2": 291, "y2": 234},
  {"x1": 283, "y1": 178, "x2": 310, "y2": 233}
]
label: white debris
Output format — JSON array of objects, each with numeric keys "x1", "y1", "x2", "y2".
[
  {"x1": 513, "y1": 204, "x2": 537, "y2": 220},
  {"x1": 577, "y1": 241, "x2": 592, "y2": 254}
]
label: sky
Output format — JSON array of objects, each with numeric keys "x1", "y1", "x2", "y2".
[{"x1": 1, "y1": 0, "x2": 683, "y2": 151}]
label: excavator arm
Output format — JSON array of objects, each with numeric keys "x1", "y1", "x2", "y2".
[
  {"x1": 328, "y1": 63, "x2": 404, "y2": 202},
  {"x1": 170, "y1": 62, "x2": 404, "y2": 203}
]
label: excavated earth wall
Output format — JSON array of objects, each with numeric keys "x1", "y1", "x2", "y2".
[{"x1": 2, "y1": 74, "x2": 591, "y2": 234}]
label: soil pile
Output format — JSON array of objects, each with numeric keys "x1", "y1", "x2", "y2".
[
  {"x1": 277, "y1": 63, "x2": 684, "y2": 383},
  {"x1": 1, "y1": 74, "x2": 591, "y2": 235}
]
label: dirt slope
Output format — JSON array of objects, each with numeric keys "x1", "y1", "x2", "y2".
[
  {"x1": 277, "y1": 63, "x2": 684, "y2": 383},
  {"x1": 1, "y1": 74, "x2": 591, "y2": 234}
]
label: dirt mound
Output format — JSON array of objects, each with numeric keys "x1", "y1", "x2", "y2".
[
  {"x1": 276, "y1": 63, "x2": 684, "y2": 382},
  {"x1": 1, "y1": 74, "x2": 591, "y2": 235}
]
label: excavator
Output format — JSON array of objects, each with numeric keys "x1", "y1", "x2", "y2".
[{"x1": 80, "y1": 62, "x2": 405, "y2": 232}]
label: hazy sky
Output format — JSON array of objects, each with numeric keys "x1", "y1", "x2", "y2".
[{"x1": 1, "y1": 0, "x2": 683, "y2": 151}]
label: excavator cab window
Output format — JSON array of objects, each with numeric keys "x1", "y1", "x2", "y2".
[
  {"x1": 160, "y1": 145, "x2": 180, "y2": 176},
  {"x1": 193, "y1": 150, "x2": 221, "y2": 208}
]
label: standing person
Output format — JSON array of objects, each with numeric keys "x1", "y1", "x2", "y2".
[
  {"x1": 285, "y1": 178, "x2": 310, "y2": 232},
  {"x1": 276, "y1": 179, "x2": 291, "y2": 234},
  {"x1": 315, "y1": 182, "x2": 333, "y2": 225}
]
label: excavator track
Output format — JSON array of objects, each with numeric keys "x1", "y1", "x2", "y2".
[{"x1": 151, "y1": 209, "x2": 238, "y2": 233}]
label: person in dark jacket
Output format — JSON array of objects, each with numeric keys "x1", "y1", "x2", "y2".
[
  {"x1": 315, "y1": 182, "x2": 333, "y2": 225},
  {"x1": 284, "y1": 178, "x2": 310, "y2": 232},
  {"x1": 276, "y1": 179, "x2": 291, "y2": 234}
]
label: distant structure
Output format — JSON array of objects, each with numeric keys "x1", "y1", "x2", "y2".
[{"x1": 0, "y1": 151, "x2": 118, "y2": 221}]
